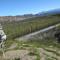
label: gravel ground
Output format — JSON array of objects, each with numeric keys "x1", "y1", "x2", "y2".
[{"x1": 0, "y1": 47, "x2": 59, "y2": 60}]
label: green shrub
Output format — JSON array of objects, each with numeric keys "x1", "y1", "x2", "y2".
[
  {"x1": 15, "y1": 58, "x2": 20, "y2": 60},
  {"x1": 2, "y1": 15, "x2": 60, "y2": 39}
]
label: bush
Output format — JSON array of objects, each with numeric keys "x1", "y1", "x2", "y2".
[
  {"x1": 15, "y1": 58, "x2": 20, "y2": 60},
  {"x1": 2, "y1": 15, "x2": 60, "y2": 39}
]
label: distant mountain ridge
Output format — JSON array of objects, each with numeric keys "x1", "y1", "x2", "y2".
[
  {"x1": 0, "y1": 9, "x2": 60, "y2": 22},
  {"x1": 36, "y1": 9, "x2": 60, "y2": 16}
]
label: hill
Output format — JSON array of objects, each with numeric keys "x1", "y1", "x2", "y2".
[
  {"x1": 0, "y1": 14, "x2": 35, "y2": 22},
  {"x1": 0, "y1": 9, "x2": 60, "y2": 60},
  {"x1": 1, "y1": 14, "x2": 60, "y2": 39}
]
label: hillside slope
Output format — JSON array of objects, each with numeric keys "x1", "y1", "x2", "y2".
[{"x1": 1, "y1": 14, "x2": 60, "y2": 39}]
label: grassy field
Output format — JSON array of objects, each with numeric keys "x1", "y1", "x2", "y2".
[{"x1": 1, "y1": 15, "x2": 60, "y2": 39}]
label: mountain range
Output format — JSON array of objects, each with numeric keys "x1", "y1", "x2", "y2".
[{"x1": 0, "y1": 8, "x2": 60, "y2": 22}]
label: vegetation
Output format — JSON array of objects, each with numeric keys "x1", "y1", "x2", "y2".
[
  {"x1": 4, "y1": 37, "x2": 59, "y2": 60},
  {"x1": 0, "y1": 14, "x2": 60, "y2": 60},
  {"x1": 2, "y1": 15, "x2": 60, "y2": 39},
  {"x1": 44, "y1": 48, "x2": 60, "y2": 56},
  {"x1": 15, "y1": 58, "x2": 20, "y2": 60}
]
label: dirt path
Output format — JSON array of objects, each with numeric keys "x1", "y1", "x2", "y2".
[{"x1": 16, "y1": 23, "x2": 60, "y2": 41}]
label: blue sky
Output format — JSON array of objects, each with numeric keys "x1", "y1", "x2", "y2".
[{"x1": 0, "y1": 0, "x2": 60, "y2": 16}]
